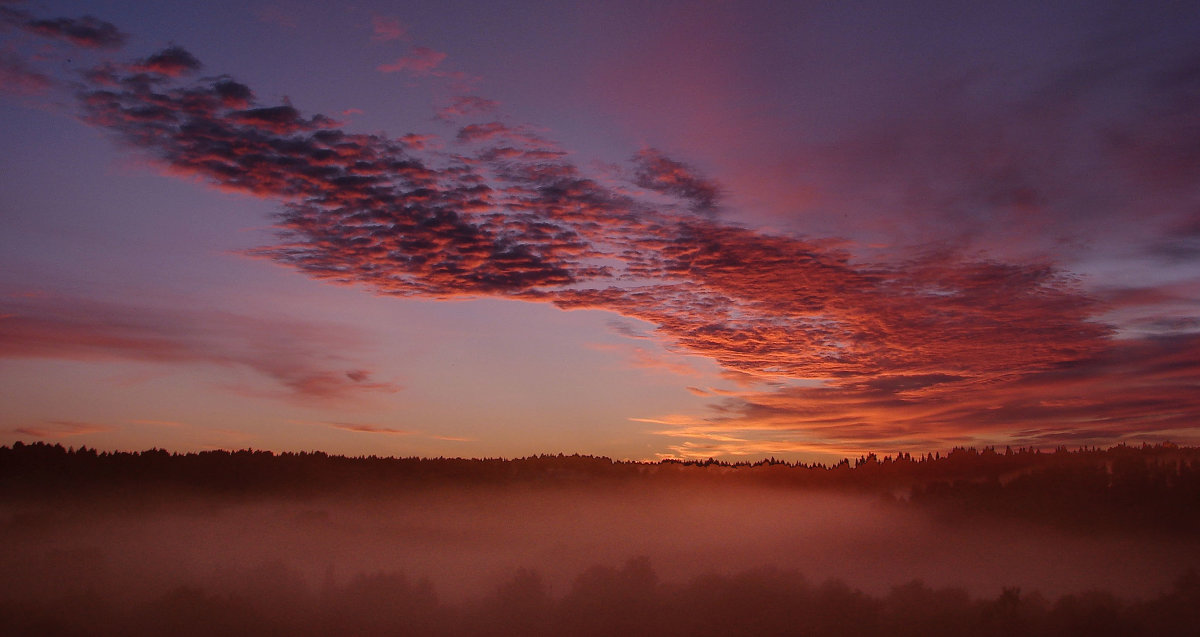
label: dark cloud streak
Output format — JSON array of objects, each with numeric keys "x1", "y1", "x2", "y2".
[
  {"x1": 9, "y1": 420, "x2": 117, "y2": 439},
  {"x1": 13, "y1": 12, "x2": 127, "y2": 49},
  {"x1": 131, "y1": 45, "x2": 201, "y2": 77},
  {"x1": 632, "y1": 148, "x2": 720, "y2": 213}
]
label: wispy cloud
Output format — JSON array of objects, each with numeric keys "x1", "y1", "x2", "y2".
[
  {"x1": 301, "y1": 419, "x2": 474, "y2": 441},
  {"x1": 589, "y1": 343, "x2": 702, "y2": 378},
  {"x1": 370, "y1": 16, "x2": 407, "y2": 43},
  {"x1": 629, "y1": 415, "x2": 705, "y2": 426},
  {"x1": 10, "y1": 12, "x2": 127, "y2": 49},
  {"x1": 435, "y1": 95, "x2": 497, "y2": 122},
  {"x1": 378, "y1": 46, "x2": 447, "y2": 75},
  {"x1": 0, "y1": 48, "x2": 51, "y2": 94},
  {"x1": 253, "y1": 5, "x2": 297, "y2": 29},
  {"x1": 129, "y1": 419, "x2": 187, "y2": 427},
  {"x1": 0, "y1": 294, "x2": 399, "y2": 402},
  {"x1": 605, "y1": 319, "x2": 651, "y2": 340},
  {"x1": 327, "y1": 422, "x2": 415, "y2": 435},
  {"x1": 632, "y1": 148, "x2": 720, "y2": 214},
  {"x1": 429, "y1": 434, "x2": 475, "y2": 442},
  {"x1": 11, "y1": 420, "x2": 117, "y2": 439}
]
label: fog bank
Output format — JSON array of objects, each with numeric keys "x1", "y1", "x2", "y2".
[{"x1": 2, "y1": 484, "x2": 1193, "y2": 606}]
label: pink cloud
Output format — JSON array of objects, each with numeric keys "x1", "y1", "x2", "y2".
[
  {"x1": 378, "y1": 46, "x2": 447, "y2": 75},
  {"x1": 0, "y1": 294, "x2": 400, "y2": 403},
  {"x1": 455, "y1": 121, "x2": 549, "y2": 147},
  {"x1": 0, "y1": 50, "x2": 52, "y2": 95},
  {"x1": 436, "y1": 95, "x2": 498, "y2": 121},
  {"x1": 371, "y1": 16, "x2": 407, "y2": 42}
]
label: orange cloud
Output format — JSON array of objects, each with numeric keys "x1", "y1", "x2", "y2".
[
  {"x1": 590, "y1": 343, "x2": 702, "y2": 378},
  {"x1": 429, "y1": 434, "x2": 476, "y2": 442}
]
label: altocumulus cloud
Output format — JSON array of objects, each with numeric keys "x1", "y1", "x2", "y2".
[{"x1": 11, "y1": 9, "x2": 1195, "y2": 456}]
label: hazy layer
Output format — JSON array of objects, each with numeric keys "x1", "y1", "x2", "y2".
[{"x1": 2, "y1": 484, "x2": 1192, "y2": 605}]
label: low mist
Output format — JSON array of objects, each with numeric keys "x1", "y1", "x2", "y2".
[
  {"x1": 2, "y1": 484, "x2": 1192, "y2": 604},
  {"x1": 3, "y1": 444, "x2": 1199, "y2": 635}
]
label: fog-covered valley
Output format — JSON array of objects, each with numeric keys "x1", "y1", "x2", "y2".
[{"x1": 2, "y1": 444, "x2": 1198, "y2": 635}]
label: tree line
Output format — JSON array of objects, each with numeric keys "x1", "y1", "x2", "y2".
[{"x1": 2, "y1": 441, "x2": 1198, "y2": 534}]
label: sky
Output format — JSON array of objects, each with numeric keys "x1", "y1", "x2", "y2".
[{"x1": 0, "y1": 0, "x2": 1198, "y2": 464}]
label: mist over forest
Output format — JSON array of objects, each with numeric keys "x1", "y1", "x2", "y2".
[{"x1": 1, "y1": 442, "x2": 1198, "y2": 635}]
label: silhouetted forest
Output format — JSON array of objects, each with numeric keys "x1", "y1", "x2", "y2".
[
  {"x1": 2, "y1": 442, "x2": 1198, "y2": 535},
  {"x1": 1, "y1": 556, "x2": 1198, "y2": 636}
]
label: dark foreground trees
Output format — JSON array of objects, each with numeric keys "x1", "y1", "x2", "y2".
[
  {"x1": 2, "y1": 558, "x2": 1198, "y2": 637},
  {"x1": 4, "y1": 441, "x2": 1198, "y2": 535}
]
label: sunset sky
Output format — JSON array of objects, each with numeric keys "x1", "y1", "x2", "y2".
[{"x1": 1, "y1": 0, "x2": 1198, "y2": 463}]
